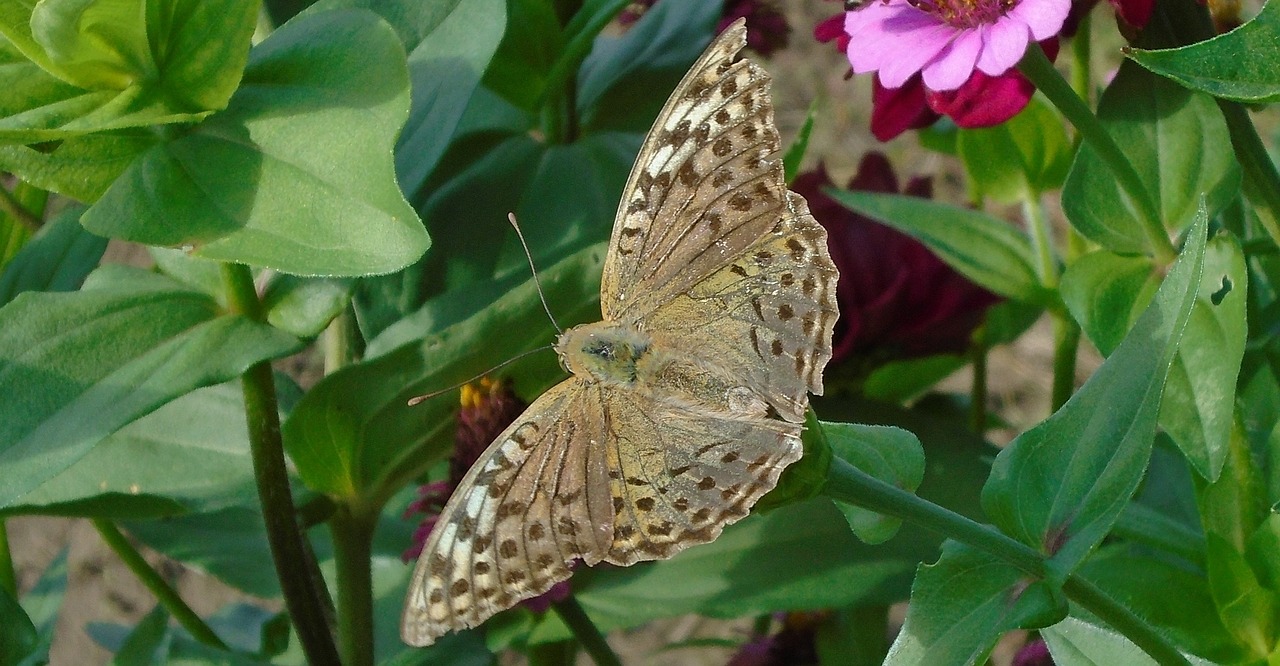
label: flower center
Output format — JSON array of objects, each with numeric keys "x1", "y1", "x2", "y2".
[{"x1": 907, "y1": 0, "x2": 1016, "y2": 28}]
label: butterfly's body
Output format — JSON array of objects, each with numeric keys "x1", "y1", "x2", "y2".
[{"x1": 402, "y1": 19, "x2": 839, "y2": 646}]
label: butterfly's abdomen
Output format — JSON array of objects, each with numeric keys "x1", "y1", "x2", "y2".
[{"x1": 556, "y1": 322, "x2": 653, "y2": 386}]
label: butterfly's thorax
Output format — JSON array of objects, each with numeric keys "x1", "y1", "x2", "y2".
[{"x1": 555, "y1": 321, "x2": 655, "y2": 386}]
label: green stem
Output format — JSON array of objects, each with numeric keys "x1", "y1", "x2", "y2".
[
  {"x1": 222, "y1": 264, "x2": 340, "y2": 666},
  {"x1": 1023, "y1": 193, "x2": 1059, "y2": 289},
  {"x1": 552, "y1": 595, "x2": 621, "y2": 666},
  {"x1": 0, "y1": 183, "x2": 41, "y2": 233},
  {"x1": 0, "y1": 520, "x2": 16, "y2": 596},
  {"x1": 1018, "y1": 44, "x2": 1176, "y2": 265},
  {"x1": 330, "y1": 504, "x2": 376, "y2": 666},
  {"x1": 1062, "y1": 577, "x2": 1193, "y2": 666},
  {"x1": 90, "y1": 519, "x2": 228, "y2": 649},
  {"x1": 323, "y1": 306, "x2": 361, "y2": 375},
  {"x1": 1050, "y1": 312, "x2": 1080, "y2": 411},
  {"x1": 969, "y1": 325, "x2": 989, "y2": 433},
  {"x1": 822, "y1": 457, "x2": 1192, "y2": 665},
  {"x1": 1218, "y1": 100, "x2": 1280, "y2": 248}
]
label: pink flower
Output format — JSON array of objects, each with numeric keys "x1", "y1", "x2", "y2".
[{"x1": 844, "y1": 0, "x2": 1070, "y2": 91}]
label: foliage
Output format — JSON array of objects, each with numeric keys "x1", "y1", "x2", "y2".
[{"x1": 1, "y1": 0, "x2": 1278, "y2": 665}]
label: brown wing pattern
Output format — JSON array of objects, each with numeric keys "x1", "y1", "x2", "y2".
[
  {"x1": 401, "y1": 380, "x2": 614, "y2": 646},
  {"x1": 601, "y1": 19, "x2": 787, "y2": 321}
]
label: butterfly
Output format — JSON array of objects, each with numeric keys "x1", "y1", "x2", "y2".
[{"x1": 401, "y1": 17, "x2": 839, "y2": 646}]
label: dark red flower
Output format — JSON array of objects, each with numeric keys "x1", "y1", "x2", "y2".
[
  {"x1": 622, "y1": 0, "x2": 790, "y2": 56},
  {"x1": 792, "y1": 155, "x2": 1001, "y2": 367},
  {"x1": 726, "y1": 612, "x2": 824, "y2": 666},
  {"x1": 1013, "y1": 637, "x2": 1055, "y2": 666},
  {"x1": 871, "y1": 76, "x2": 941, "y2": 142}
]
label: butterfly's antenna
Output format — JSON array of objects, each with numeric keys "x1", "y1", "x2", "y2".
[
  {"x1": 407, "y1": 345, "x2": 555, "y2": 406},
  {"x1": 507, "y1": 212, "x2": 563, "y2": 335}
]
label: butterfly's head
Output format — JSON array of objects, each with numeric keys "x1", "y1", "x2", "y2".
[{"x1": 555, "y1": 322, "x2": 652, "y2": 386}]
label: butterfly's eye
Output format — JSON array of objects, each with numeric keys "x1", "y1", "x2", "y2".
[{"x1": 585, "y1": 340, "x2": 616, "y2": 361}]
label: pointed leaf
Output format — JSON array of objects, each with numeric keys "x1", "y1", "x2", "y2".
[
  {"x1": 827, "y1": 190, "x2": 1050, "y2": 304},
  {"x1": 958, "y1": 96, "x2": 1072, "y2": 203},
  {"x1": 824, "y1": 422, "x2": 925, "y2": 544},
  {"x1": 0, "y1": 205, "x2": 107, "y2": 305},
  {"x1": 982, "y1": 214, "x2": 1207, "y2": 573},
  {"x1": 1128, "y1": 0, "x2": 1280, "y2": 103},
  {"x1": 1060, "y1": 251, "x2": 1158, "y2": 357},
  {"x1": 1042, "y1": 617, "x2": 1214, "y2": 666}
]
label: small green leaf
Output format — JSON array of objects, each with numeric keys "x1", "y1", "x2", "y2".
[
  {"x1": 16, "y1": 548, "x2": 68, "y2": 665},
  {"x1": 1062, "y1": 62, "x2": 1241, "y2": 254},
  {"x1": 783, "y1": 100, "x2": 818, "y2": 184},
  {"x1": 0, "y1": 205, "x2": 106, "y2": 305},
  {"x1": 262, "y1": 276, "x2": 353, "y2": 339},
  {"x1": 109, "y1": 604, "x2": 171, "y2": 665},
  {"x1": 885, "y1": 541, "x2": 1066, "y2": 665},
  {"x1": 982, "y1": 214, "x2": 1207, "y2": 573},
  {"x1": 1128, "y1": 0, "x2": 1280, "y2": 103},
  {"x1": 958, "y1": 96, "x2": 1072, "y2": 203},
  {"x1": 81, "y1": 9, "x2": 427, "y2": 277},
  {"x1": 0, "y1": 270, "x2": 300, "y2": 507},
  {"x1": 824, "y1": 422, "x2": 925, "y2": 544},
  {"x1": 1205, "y1": 533, "x2": 1279, "y2": 656},
  {"x1": 827, "y1": 190, "x2": 1051, "y2": 304},
  {"x1": 1060, "y1": 251, "x2": 1159, "y2": 356},
  {"x1": 1042, "y1": 617, "x2": 1215, "y2": 666}
]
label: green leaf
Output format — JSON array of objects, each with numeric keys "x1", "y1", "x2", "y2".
[
  {"x1": 824, "y1": 422, "x2": 925, "y2": 544},
  {"x1": 885, "y1": 541, "x2": 1066, "y2": 665},
  {"x1": 982, "y1": 214, "x2": 1207, "y2": 573},
  {"x1": 1205, "y1": 533, "x2": 1278, "y2": 657},
  {"x1": 1062, "y1": 62, "x2": 1241, "y2": 254},
  {"x1": 783, "y1": 100, "x2": 818, "y2": 184},
  {"x1": 0, "y1": 269, "x2": 301, "y2": 508},
  {"x1": 3, "y1": 383, "x2": 259, "y2": 518},
  {"x1": 1127, "y1": 0, "x2": 1280, "y2": 103},
  {"x1": 0, "y1": 0, "x2": 258, "y2": 143},
  {"x1": 1159, "y1": 233, "x2": 1247, "y2": 480},
  {"x1": 1042, "y1": 616, "x2": 1215, "y2": 666},
  {"x1": 283, "y1": 244, "x2": 605, "y2": 499},
  {"x1": 0, "y1": 205, "x2": 106, "y2": 305},
  {"x1": 1060, "y1": 251, "x2": 1159, "y2": 357},
  {"x1": 80, "y1": 9, "x2": 428, "y2": 277},
  {"x1": 110, "y1": 604, "x2": 170, "y2": 665},
  {"x1": 958, "y1": 96, "x2": 1072, "y2": 203},
  {"x1": 0, "y1": 586, "x2": 37, "y2": 666},
  {"x1": 0, "y1": 131, "x2": 157, "y2": 202},
  {"x1": 826, "y1": 190, "x2": 1051, "y2": 304},
  {"x1": 16, "y1": 548, "x2": 68, "y2": 666}
]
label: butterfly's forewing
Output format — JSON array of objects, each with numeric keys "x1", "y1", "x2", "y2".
[
  {"x1": 601, "y1": 20, "x2": 785, "y2": 320},
  {"x1": 601, "y1": 19, "x2": 838, "y2": 420},
  {"x1": 401, "y1": 380, "x2": 614, "y2": 646}
]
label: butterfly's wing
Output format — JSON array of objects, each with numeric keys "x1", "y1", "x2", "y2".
[
  {"x1": 596, "y1": 374, "x2": 803, "y2": 565},
  {"x1": 600, "y1": 18, "x2": 838, "y2": 421},
  {"x1": 401, "y1": 379, "x2": 615, "y2": 646}
]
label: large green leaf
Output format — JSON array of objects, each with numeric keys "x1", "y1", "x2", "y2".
[
  {"x1": 1062, "y1": 62, "x2": 1240, "y2": 255},
  {"x1": 0, "y1": 205, "x2": 106, "y2": 305},
  {"x1": 1128, "y1": 0, "x2": 1280, "y2": 104},
  {"x1": 283, "y1": 244, "x2": 605, "y2": 500},
  {"x1": 3, "y1": 383, "x2": 259, "y2": 518},
  {"x1": 0, "y1": 131, "x2": 157, "y2": 203},
  {"x1": 885, "y1": 541, "x2": 1065, "y2": 665},
  {"x1": 982, "y1": 214, "x2": 1206, "y2": 573},
  {"x1": 80, "y1": 9, "x2": 427, "y2": 277},
  {"x1": 0, "y1": 268, "x2": 300, "y2": 508},
  {"x1": 0, "y1": 0, "x2": 258, "y2": 143},
  {"x1": 827, "y1": 190, "x2": 1051, "y2": 304}
]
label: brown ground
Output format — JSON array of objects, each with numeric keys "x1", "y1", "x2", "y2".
[{"x1": 9, "y1": 2, "x2": 1106, "y2": 664}]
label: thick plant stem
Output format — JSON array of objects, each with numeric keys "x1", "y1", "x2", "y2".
[
  {"x1": 90, "y1": 519, "x2": 228, "y2": 649},
  {"x1": 822, "y1": 457, "x2": 1192, "y2": 666},
  {"x1": 1050, "y1": 313, "x2": 1080, "y2": 411},
  {"x1": 331, "y1": 504, "x2": 376, "y2": 666},
  {"x1": 552, "y1": 596, "x2": 622, "y2": 666},
  {"x1": 969, "y1": 326, "x2": 989, "y2": 433},
  {"x1": 222, "y1": 264, "x2": 340, "y2": 666},
  {"x1": 0, "y1": 520, "x2": 15, "y2": 596},
  {"x1": 1018, "y1": 45, "x2": 1176, "y2": 265}
]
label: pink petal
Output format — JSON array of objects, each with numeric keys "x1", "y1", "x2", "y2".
[
  {"x1": 1007, "y1": 0, "x2": 1071, "y2": 40},
  {"x1": 922, "y1": 28, "x2": 982, "y2": 90},
  {"x1": 975, "y1": 20, "x2": 1031, "y2": 74},
  {"x1": 871, "y1": 21, "x2": 957, "y2": 87}
]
